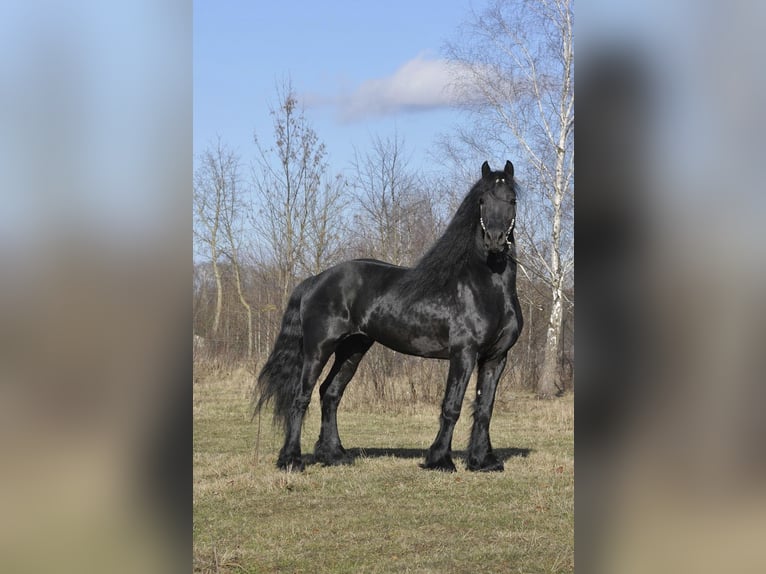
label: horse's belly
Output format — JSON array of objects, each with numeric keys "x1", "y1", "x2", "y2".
[
  {"x1": 377, "y1": 331, "x2": 450, "y2": 359},
  {"x1": 361, "y1": 308, "x2": 450, "y2": 359}
]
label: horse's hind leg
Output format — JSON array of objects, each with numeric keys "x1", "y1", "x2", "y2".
[
  {"x1": 315, "y1": 335, "x2": 373, "y2": 466},
  {"x1": 277, "y1": 344, "x2": 333, "y2": 472}
]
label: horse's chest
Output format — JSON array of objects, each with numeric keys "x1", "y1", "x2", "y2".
[
  {"x1": 457, "y1": 279, "x2": 518, "y2": 340},
  {"x1": 476, "y1": 279, "x2": 522, "y2": 351}
]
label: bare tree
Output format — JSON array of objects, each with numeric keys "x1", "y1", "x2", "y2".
[
  {"x1": 303, "y1": 172, "x2": 349, "y2": 275},
  {"x1": 218, "y1": 154, "x2": 254, "y2": 360},
  {"x1": 351, "y1": 133, "x2": 441, "y2": 265},
  {"x1": 251, "y1": 80, "x2": 346, "y2": 306},
  {"x1": 446, "y1": 0, "x2": 574, "y2": 397},
  {"x1": 194, "y1": 139, "x2": 232, "y2": 338},
  {"x1": 194, "y1": 138, "x2": 253, "y2": 357}
]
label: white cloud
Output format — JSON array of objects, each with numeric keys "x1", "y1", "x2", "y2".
[{"x1": 306, "y1": 56, "x2": 480, "y2": 122}]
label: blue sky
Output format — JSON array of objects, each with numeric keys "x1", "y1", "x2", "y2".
[{"x1": 194, "y1": 1, "x2": 478, "y2": 178}]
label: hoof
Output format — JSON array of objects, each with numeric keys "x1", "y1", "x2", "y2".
[
  {"x1": 466, "y1": 453, "x2": 505, "y2": 472},
  {"x1": 276, "y1": 454, "x2": 305, "y2": 473},
  {"x1": 420, "y1": 453, "x2": 457, "y2": 473}
]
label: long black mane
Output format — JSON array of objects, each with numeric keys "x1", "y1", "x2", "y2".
[{"x1": 399, "y1": 176, "x2": 515, "y2": 297}]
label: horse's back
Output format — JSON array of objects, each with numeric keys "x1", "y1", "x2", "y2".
[{"x1": 299, "y1": 258, "x2": 407, "y2": 333}]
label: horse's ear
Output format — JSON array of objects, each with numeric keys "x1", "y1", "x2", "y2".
[
  {"x1": 504, "y1": 160, "x2": 514, "y2": 178},
  {"x1": 481, "y1": 161, "x2": 491, "y2": 179}
]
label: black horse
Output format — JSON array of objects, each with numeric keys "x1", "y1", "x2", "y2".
[{"x1": 254, "y1": 161, "x2": 523, "y2": 472}]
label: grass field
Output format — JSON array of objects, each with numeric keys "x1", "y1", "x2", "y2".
[{"x1": 193, "y1": 366, "x2": 573, "y2": 573}]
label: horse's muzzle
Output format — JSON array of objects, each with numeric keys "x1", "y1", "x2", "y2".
[{"x1": 484, "y1": 231, "x2": 509, "y2": 254}]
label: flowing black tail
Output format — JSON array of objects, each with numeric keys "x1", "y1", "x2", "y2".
[{"x1": 252, "y1": 278, "x2": 313, "y2": 430}]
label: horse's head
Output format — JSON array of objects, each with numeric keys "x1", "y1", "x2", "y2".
[{"x1": 478, "y1": 160, "x2": 517, "y2": 254}]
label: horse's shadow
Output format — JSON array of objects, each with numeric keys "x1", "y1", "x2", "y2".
[{"x1": 303, "y1": 446, "x2": 531, "y2": 467}]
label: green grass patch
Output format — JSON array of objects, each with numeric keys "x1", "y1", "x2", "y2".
[{"x1": 193, "y1": 368, "x2": 573, "y2": 573}]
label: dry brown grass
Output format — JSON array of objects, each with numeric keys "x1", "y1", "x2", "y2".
[{"x1": 193, "y1": 363, "x2": 573, "y2": 573}]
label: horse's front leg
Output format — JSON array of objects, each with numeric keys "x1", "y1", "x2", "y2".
[
  {"x1": 466, "y1": 355, "x2": 507, "y2": 472},
  {"x1": 421, "y1": 347, "x2": 477, "y2": 472}
]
